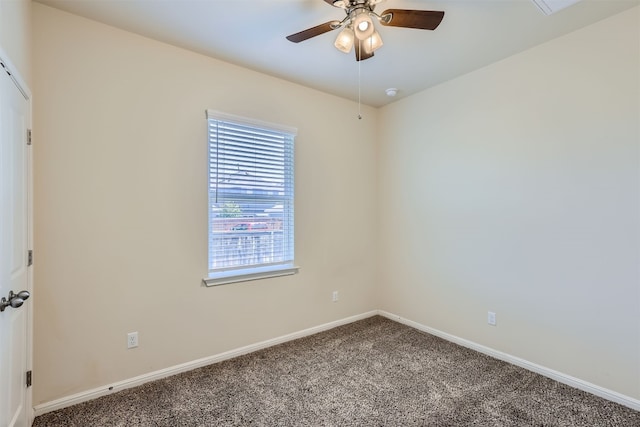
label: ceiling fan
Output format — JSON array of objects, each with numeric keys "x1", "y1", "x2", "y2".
[{"x1": 286, "y1": 0, "x2": 445, "y2": 61}]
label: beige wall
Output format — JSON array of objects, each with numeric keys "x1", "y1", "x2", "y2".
[
  {"x1": 378, "y1": 6, "x2": 640, "y2": 400},
  {"x1": 0, "y1": 0, "x2": 31, "y2": 86},
  {"x1": 32, "y1": 3, "x2": 378, "y2": 404}
]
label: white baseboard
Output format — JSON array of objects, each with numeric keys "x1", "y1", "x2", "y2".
[
  {"x1": 34, "y1": 309, "x2": 640, "y2": 416},
  {"x1": 33, "y1": 310, "x2": 378, "y2": 416},
  {"x1": 377, "y1": 310, "x2": 640, "y2": 412}
]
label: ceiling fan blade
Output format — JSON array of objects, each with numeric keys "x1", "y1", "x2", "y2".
[
  {"x1": 355, "y1": 41, "x2": 374, "y2": 62},
  {"x1": 324, "y1": 0, "x2": 346, "y2": 7},
  {"x1": 286, "y1": 21, "x2": 340, "y2": 43},
  {"x1": 380, "y1": 9, "x2": 445, "y2": 30}
]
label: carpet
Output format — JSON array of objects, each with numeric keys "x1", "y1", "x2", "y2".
[{"x1": 33, "y1": 315, "x2": 640, "y2": 426}]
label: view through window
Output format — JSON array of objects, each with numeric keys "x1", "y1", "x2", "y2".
[{"x1": 206, "y1": 111, "x2": 296, "y2": 284}]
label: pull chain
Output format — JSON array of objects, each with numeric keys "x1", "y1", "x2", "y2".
[{"x1": 357, "y1": 44, "x2": 362, "y2": 120}]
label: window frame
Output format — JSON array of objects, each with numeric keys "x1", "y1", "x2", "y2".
[{"x1": 203, "y1": 110, "x2": 299, "y2": 287}]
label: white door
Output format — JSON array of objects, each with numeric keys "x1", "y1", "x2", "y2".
[{"x1": 0, "y1": 54, "x2": 32, "y2": 427}]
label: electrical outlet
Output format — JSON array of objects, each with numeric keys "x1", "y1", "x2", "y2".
[
  {"x1": 332, "y1": 291, "x2": 339, "y2": 302},
  {"x1": 127, "y1": 332, "x2": 138, "y2": 349},
  {"x1": 487, "y1": 311, "x2": 496, "y2": 326}
]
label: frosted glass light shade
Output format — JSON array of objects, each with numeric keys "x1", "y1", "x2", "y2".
[
  {"x1": 363, "y1": 30, "x2": 383, "y2": 54},
  {"x1": 334, "y1": 27, "x2": 354, "y2": 53},
  {"x1": 353, "y1": 12, "x2": 375, "y2": 40}
]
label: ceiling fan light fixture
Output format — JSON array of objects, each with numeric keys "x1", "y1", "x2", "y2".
[
  {"x1": 363, "y1": 30, "x2": 383, "y2": 54},
  {"x1": 353, "y1": 11, "x2": 375, "y2": 40},
  {"x1": 334, "y1": 27, "x2": 355, "y2": 53},
  {"x1": 285, "y1": 3, "x2": 446, "y2": 63}
]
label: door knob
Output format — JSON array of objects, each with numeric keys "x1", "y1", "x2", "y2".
[
  {"x1": 16, "y1": 290, "x2": 30, "y2": 300},
  {"x1": 0, "y1": 290, "x2": 30, "y2": 312}
]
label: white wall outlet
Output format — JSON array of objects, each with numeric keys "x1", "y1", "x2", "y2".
[
  {"x1": 127, "y1": 332, "x2": 138, "y2": 349},
  {"x1": 332, "y1": 291, "x2": 339, "y2": 302},
  {"x1": 487, "y1": 311, "x2": 497, "y2": 326}
]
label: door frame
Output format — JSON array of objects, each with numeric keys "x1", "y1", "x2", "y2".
[{"x1": 0, "y1": 44, "x2": 33, "y2": 426}]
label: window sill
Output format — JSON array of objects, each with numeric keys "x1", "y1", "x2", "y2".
[{"x1": 203, "y1": 264, "x2": 300, "y2": 287}]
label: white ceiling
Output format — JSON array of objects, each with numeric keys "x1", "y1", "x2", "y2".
[{"x1": 35, "y1": 0, "x2": 639, "y2": 107}]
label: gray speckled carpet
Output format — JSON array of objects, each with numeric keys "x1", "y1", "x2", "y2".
[{"x1": 34, "y1": 316, "x2": 639, "y2": 426}]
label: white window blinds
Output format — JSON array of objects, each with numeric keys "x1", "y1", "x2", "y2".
[{"x1": 206, "y1": 111, "x2": 296, "y2": 284}]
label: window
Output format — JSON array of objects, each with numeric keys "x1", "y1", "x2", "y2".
[{"x1": 204, "y1": 111, "x2": 298, "y2": 286}]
